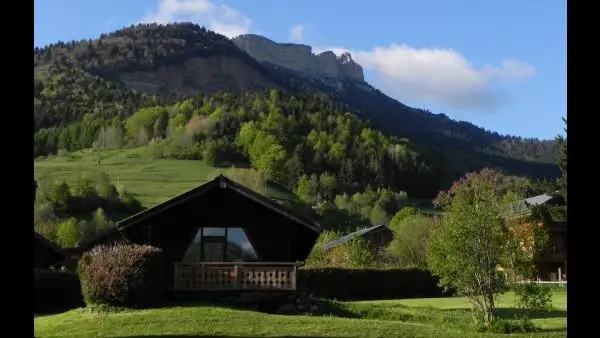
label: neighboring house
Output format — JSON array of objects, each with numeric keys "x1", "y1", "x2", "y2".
[
  {"x1": 505, "y1": 193, "x2": 567, "y2": 282},
  {"x1": 77, "y1": 175, "x2": 321, "y2": 292},
  {"x1": 34, "y1": 232, "x2": 67, "y2": 269},
  {"x1": 323, "y1": 224, "x2": 393, "y2": 254}
]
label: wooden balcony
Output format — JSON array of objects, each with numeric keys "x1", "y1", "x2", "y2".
[{"x1": 174, "y1": 262, "x2": 297, "y2": 291}]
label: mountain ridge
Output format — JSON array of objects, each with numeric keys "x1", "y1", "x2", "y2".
[{"x1": 33, "y1": 22, "x2": 559, "y2": 180}]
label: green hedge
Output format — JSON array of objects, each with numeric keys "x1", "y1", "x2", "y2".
[
  {"x1": 34, "y1": 269, "x2": 84, "y2": 314},
  {"x1": 298, "y1": 268, "x2": 449, "y2": 300},
  {"x1": 78, "y1": 243, "x2": 165, "y2": 308}
]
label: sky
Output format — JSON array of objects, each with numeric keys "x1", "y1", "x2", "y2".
[{"x1": 34, "y1": 0, "x2": 566, "y2": 140}]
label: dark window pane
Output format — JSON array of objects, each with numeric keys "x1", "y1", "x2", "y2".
[
  {"x1": 226, "y1": 228, "x2": 258, "y2": 261},
  {"x1": 203, "y1": 241, "x2": 225, "y2": 262},
  {"x1": 203, "y1": 227, "x2": 225, "y2": 237},
  {"x1": 182, "y1": 228, "x2": 202, "y2": 262}
]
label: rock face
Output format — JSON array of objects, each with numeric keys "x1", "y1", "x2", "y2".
[
  {"x1": 118, "y1": 55, "x2": 278, "y2": 96},
  {"x1": 232, "y1": 34, "x2": 365, "y2": 83}
]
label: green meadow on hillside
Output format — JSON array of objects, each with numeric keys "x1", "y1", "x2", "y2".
[
  {"x1": 34, "y1": 291, "x2": 566, "y2": 338},
  {"x1": 34, "y1": 147, "x2": 298, "y2": 209}
]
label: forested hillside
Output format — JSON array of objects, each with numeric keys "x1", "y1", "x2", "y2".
[{"x1": 33, "y1": 23, "x2": 560, "y2": 198}]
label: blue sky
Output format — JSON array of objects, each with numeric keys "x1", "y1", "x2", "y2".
[{"x1": 34, "y1": 0, "x2": 566, "y2": 140}]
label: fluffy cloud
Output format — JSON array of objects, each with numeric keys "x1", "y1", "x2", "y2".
[
  {"x1": 315, "y1": 44, "x2": 535, "y2": 110},
  {"x1": 140, "y1": 1, "x2": 536, "y2": 111},
  {"x1": 139, "y1": 0, "x2": 251, "y2": 38},
  {"x1": 289, "y1": 24, "x2": 304, "y2": 42}
]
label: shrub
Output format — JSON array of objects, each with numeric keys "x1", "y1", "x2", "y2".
[
  {"x1": 298, "y1": 267, "x2": 449, "y2": 300},
  {"x1": 34, "y1": 269, "x2": 84, "y2": 314},
  {"x1": 78, "y1": 243, "x2": 165, "y2": 308},
  {"x1": 303, "y1": 232, "x2": 376, "y2": 268},
  {"x1": 514, "y1": 283, "x2": 553, "y2": 313},
  {"x1": 484, "y1": 318, "x2": 539, "y2": 334}
]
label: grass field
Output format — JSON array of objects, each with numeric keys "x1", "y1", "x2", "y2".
[
  {"x1": 35, "y1": 147, "x2": 220, "y2": 208},
  {"x1": 34, "y1": 147, "x2": 301, "y2": 209},
  {"x1": 34, "y1": 291, "x2": 566, "y2": 338}
]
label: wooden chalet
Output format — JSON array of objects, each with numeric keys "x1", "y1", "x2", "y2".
[
  {"x1": 34, "y1": 232, "x2": 67, "y2": 269},
  {"x1": 505, "y1": 193, "x2": 567, "y2": 282},
  {"x1": 78, "y1": 175, "x2": 321, "y2": 292},
  {"x1": 323, "y1": 224, "x2": 393, "y2": 254}
]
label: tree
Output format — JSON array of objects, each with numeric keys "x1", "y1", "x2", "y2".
[
  {"x1": 255, "y1": 143, "x2": 288, "y2": 182},
  {"x1": 369, "y1": 204, "x2": 391, "y2": 225},
  {"x1": 56, "y1": 217, "x2": 79, "y2": 248},
  {"x1": 389, "y1": 206, "x2": 419, "y2": 226},
  {"x1": 295, "y1": 175, "x2": 313, "y2": 204},
  {"x1": 92, "y1": 207, "x2": 112, "y2": 232},
  {"x1": 427, "y1": 168, "x2": 521, "y2": 327},
  {"x1": 555, "y1": 117, "x2": 567, "y2": 200},
  {"x1": 319, "y1": 172, "x2": 337, "y2": 201},
  {"x1": 387, "y1": 214, "x2": 435, "y2": 269}
]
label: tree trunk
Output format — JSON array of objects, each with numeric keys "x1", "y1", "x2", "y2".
[{"x1": 483, "y1": 292, "x2": 496, "y2": 326}]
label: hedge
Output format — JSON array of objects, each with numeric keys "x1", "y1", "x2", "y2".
[
  {"x1": 34, "y1": 269, "x2": 84, "y2": 314},
  {"x1": 297, "y1": 268, "x2": 450, "y2": 300},
  {"x1": 78, "y1": 243, "x2": 165, "y2": 308}
]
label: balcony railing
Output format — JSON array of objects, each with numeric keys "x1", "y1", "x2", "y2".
[{"x1": 174, "y1": 262, "x2": 297, "y2": 291}]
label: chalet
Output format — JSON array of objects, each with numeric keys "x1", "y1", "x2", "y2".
[
  {"x1": 323, "y1": 224, "x2": 393, "y2": 254},
  {"x1": 505, "y1": 193, "x2": 567, "y2": 282},
  {"x1": 77, "y1": 175, "x2": 321, "y2": 292},
  {"x1": 34, "y1": 232, "x2": 67, "y2": 269}
]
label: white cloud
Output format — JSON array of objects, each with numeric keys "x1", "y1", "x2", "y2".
[
  {"x1": 140, "y1": 1, "x2": 536, "y2": 111},
  {"x1": 139, "y1": 0, "x2": 251, "y2": 38},
  {"x1": 316, "y1": 44, "x2": 536, "y2": 110},
  {"x1": 289, "y1": 24, "x2": 304, "y2": 42}
]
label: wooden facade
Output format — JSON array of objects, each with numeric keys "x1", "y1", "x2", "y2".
[
  {"x1": 34, "y1": 232, "x2": 67, "y2": 269},
  {"x1": 78, "y1": 175, "x2": 321, "y2": 292},
  {"x1": 323, "y1": 224, "x2": 393, "y2": 255}
]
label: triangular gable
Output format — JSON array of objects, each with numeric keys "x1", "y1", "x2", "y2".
[{"x1": 79, "y1": 175, "x2": 321, "y2": 250}]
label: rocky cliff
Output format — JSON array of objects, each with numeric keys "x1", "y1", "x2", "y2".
[
  {"x1": 117, "y1": 55, "x2": 278, "y2": 96},
  {"x1": 232, "y1": 34, "x2": 365, "y2": 83}
]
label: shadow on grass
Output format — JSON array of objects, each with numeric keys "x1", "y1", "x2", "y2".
[{"x1": 496, "y1": 307, "x2": 567, "y2": 320}]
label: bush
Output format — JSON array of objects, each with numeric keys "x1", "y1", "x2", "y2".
[
  {"x1": 514, "y1": 283, "x2": 553, "y2": 313},
  {"x1": 484, "y1": 318, "x2": 540, "y2": 334},
  {"x1": 34, "y1": 269, "x2": 84, "y2": 314},
  {"x1": 298, "y1": 267, "x2": 449, "y2": 300},
  {"x1": 78, "y1": 243, "x2": 165, "y2": 308}
]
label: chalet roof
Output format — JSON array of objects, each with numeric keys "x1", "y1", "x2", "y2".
[
  {"x1": 34, "y1": 231, "x2": 67, "y2": 259},
  {"x1": 503, "y1": 192, "x2": 559, "y2": 219},
  {"x1": 79, "y1": 175, "x2": 321, "y2": 250},
  {"x1": 322, "y1": 224, "x2": 389, "y2": 251}
]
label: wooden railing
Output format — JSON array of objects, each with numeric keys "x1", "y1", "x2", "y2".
[{"x1": 174, "y1": 262, "x2": 297, "y2": 291}]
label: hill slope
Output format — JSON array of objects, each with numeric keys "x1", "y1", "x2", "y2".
[{"x1": 33, "y1": 23, "x2": 559, "y2": 180}]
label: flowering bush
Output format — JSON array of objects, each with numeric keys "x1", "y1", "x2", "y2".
[{"x1": 77, "y1": 243, "x2": 164, "y2": 308}]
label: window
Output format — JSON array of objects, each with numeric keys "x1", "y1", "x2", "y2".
[
  {"x1": 182, "y1": 227, "x2": 258, "y2": 262},
  {"x1": 226, "y1": 228, "x2": 258, "y2": 262}
]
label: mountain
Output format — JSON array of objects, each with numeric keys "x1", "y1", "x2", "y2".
[{"x1": 33, "y1": 23, "x2": 559, "y2": 181}]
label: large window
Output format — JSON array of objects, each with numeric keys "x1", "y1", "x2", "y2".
[{"x1": 182, "y1": 227, "x2": 258, "y2": 262}]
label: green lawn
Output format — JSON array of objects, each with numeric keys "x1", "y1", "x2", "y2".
[{"x1": 34, "y1": 292, "x2": 566, "y2": 338}]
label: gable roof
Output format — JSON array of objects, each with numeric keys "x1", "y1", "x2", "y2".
[
  {"x1": 503, "y1": 192, "x2": 560, "y2": 219},
  {"x1": 80, "y1": 175, "x2": 321, "y2": 249},
  {"x1": 34, "y1": 231, "x2": 67, "y2": 260},
  {"x1": 322, "y1": 224, "x2": 389, "y2": 251}
]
